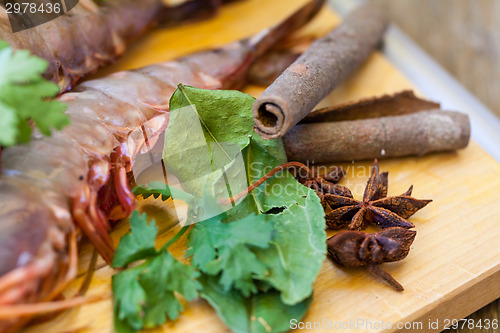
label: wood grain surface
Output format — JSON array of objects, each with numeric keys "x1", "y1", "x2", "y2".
[
  {"x1": 22, "y1": 1, "x2": 500, "y2": 332},
  {"x1": 369, "y1": 1, "x2": 500, "y2": 331},
  {"x1": 370, "y1": 0, "x2": 500, "y2": 122}
]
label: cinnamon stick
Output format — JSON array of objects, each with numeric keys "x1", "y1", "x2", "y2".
[
  {"x1": 252, "y1": 4, "x2": 388, "y2": 139},
  {"x1": 301, "y1": 90, "x2": 440, "y2": 123},
  {"x1": 283, "y1": 110, "x2": 470, "y2": 163}
]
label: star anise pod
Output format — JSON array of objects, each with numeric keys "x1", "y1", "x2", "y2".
[
  {"x1": 323, "y1": 160, "x2": 431, "y2": 230},
  {"x1": 295, "y1": 165, "x2": 353, "y2": 204},
  {"x1": 327, "y1": 227, "x2": 416, "y2": 291}
]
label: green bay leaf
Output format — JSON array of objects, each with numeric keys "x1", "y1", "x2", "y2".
[
  {"x1": 200, "y1": 275, "x2": 312, "y2": 333},
  {"x1": 163, "y1": 85, "x2": 258, "y2": 196},
  {"x1": 256, "y1": 190, "x2": 326, "y2": 305},
  {"x1": 169, "y1": 86, "x2": 256, "y2": 149}
]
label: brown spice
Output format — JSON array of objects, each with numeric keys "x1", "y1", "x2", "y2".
[
  {"x1": 323, "y1": 160, "x2": 431, "y2": 230},
  {"x1": 301, "y1": 90, "x2": 440, "y2": 123},
  {"x1": 284, "y1": 109, "x2": 470, "y2": 163},
  {"x1": 253, "y1": 4, "x2": 389, "y2": 139},
  {"x1": 295, "y1": 166, "x2": 353, "y2": 206},
  {"x1": 327, "y1": 227, "x2": 416, "y2": 291}
]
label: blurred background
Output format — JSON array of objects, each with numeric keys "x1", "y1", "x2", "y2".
[
  {"x1": 370, "y1": 1, "x2": 500, "y2": 331},
  {"x1": 370, "y1": 0, "x2": 500, "y2": 120}
]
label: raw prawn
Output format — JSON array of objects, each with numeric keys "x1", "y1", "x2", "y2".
[
  {"x1": 0, "y1": 0, "x2": 324, "y2": 331},
  {"x1": 0, "y1": 0, "x2": 235, "y2": 91}
]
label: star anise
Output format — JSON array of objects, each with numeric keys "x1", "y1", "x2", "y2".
[
  {"x1": 295, "y1": 165, "x2": 353, "y2": 203},
  {"x1": 327, "y1": 227, "x2": 416, "y2": 291},
  {"x1": 323, "y1": 160, "x2": 431, "y2": 230}
]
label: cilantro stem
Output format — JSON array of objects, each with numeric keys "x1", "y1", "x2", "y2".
[{"x1": 161, "y1": 223, "x2": 191, "y2": 251}]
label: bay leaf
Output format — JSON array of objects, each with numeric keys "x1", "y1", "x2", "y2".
[
  {"x1": 200, "y1": 275, "x2": 312, "y2": 333},
  {"x1": 255, "y1": 190, "x2": 326, "y2": 305}
]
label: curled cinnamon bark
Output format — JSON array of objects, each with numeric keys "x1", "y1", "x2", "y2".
[
  {"x1": 252, "y1": 4, "x2": 388, "y2": 139},
  {"x1": 283, "y1": 110, "x2": 470, "y2": 163},
  {"x1": 301, "y1": 90, "x2": 440, "y2": 123}
]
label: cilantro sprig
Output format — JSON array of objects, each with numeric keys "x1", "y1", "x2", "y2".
[
  {"x1": 112, "y1": 203, "x2": 276, "y2": 333},
  {"x1": 112, "y1": 211, "x2": 201, "y2": 332},
  {"x1": 187, "y1": 213, "x2": 274, "y2": 297},
  {"x1": 0, "y1": 40, "x2": 68, "y2": 147}
]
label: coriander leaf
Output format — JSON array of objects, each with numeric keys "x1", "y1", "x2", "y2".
[
  {"x1": 0, "y1": 47, "x2": 48, "y2": 85},
  {"x1": 200, "y1": 275, "x2": 312, "y2": 333},
  {"x1": 1, "y1": 80, "x2": 68, "y2": 136},
  {"x1": 112, "y1": 210, "x2": 201, "y2": 333},
  {"x1": 139, "y1": 251, "x2": 200, "y2": 327},
  {"x1": 0, "y1": 101, "x2": 18, "y2": 146},
  {"x1": 14, "y1": 115, "x2": 32, "y2": 144},
  {"x1": 112, "y1": 211, "x2": 158, "y2": 268},
  {"x1": 113, "y1": 251, "x2": 201, "y2": 332},
  {"x1": 0, "y1": 41, "x2": 68, "y2": 147},
  {"x1": 3, "y1": 80, "x2": 59, "y2": 117},
  {"x1": 187, "y1": 214, "x2": 274, "y2": 297},
  {"x1": 113, "y1": 267, "x2": 146, "y2": 332},
  {"x1": 114, "y1": 310, "x2": 136, "y2": 333}
]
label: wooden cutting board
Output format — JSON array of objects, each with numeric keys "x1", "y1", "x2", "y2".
[{"x1": 23, "y1": 0, "x2": 500, "y2": 332}]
